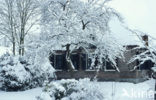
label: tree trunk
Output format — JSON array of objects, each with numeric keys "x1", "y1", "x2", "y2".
[
  {"x1": 22, "y1": 37, "x2": 24, "y2": 56},
  {"x1": 65, "y1": 44, "x2": 75, "y2": 71},
  {"x1": 19, "y1": 37, "x2": 24, "y2": 56},
  {"x1": 19, "y1": 38, "x2": 22, "y2": 55},
  {"x1": 13, "y1": 38, "x2": 15, "y2": 55},
  {"x1": 19, "y1": 25, "x2": 25, "y2": 56}
]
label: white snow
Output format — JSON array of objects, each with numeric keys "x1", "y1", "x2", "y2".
[
  {"x1": 0, "y1": 46, "x2": 11, "y2": 57},
  {"x1": 0, "y1": 79, "x2": 155, "y2": 100},
  {"x1": 152, "y1": 68, "x2": 156, "y2": 73},
  {"x1": 0, "y1": 88, "x2": 42, "y2": 100},
  {"x1": 109, "y1": 18, "x2": 142, "y2": 46},
  {"x1": 99, "y1": 79, "x2": 155, "y2": 100}
]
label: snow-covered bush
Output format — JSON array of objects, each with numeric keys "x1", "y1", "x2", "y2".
[
  {"x1": 0, "y1": 53, "x2": 31, "y2": 91},
  {"x1": 25, "y1": 39, "x2": 56, "y2": 87},
  {"x1": 37, "y1": 79, "x2": 105, "y2": 100},
  {"x1": 0, "y1": 53, "x2": 55, "y2": 91},
  {"x1": 27, "y1": 59, "x2": 55, "y2": 88}
]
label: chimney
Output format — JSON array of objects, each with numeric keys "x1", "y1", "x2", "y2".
[{"x1": 142, "y1": 35, "x2": 148, "y2": 46}]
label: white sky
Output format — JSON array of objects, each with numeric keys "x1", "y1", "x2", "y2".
[{"x1": 108, "y1": 0, "x2": 156, "y2": 38}]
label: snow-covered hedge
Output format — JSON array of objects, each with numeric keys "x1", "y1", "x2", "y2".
[
  {"x1": 0, "y1": 53, "x2": 55, "y2": 91},
  {"x1": 37, "y1": 79, "x2": 105, "y2": 100}
]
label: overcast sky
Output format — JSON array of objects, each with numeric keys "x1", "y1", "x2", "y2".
[{"x1": 108, "y1": 0, "x2": 156, "y2": 38}]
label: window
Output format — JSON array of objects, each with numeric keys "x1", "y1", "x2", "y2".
[
  {"x1": 70, "y1": 54, "x2": 79, "y2": 70},
  {"x1": 54, "y1": 54, "x2": 67, "y2": 70},
  {"x1": 81, "y1": 54, "x2": 88, "y2": 70},
  {"x1": 86, "y1": 55, "x2": 116, "y2": 71},
  {"x1": 87, "y1": 57, "x2": 92, "y2": 70},
  {"x1": 103, "y1": 59, "x2": 116, "y2": 71},
  {"x1": 105, "y1": 61, "x2": 116, "y2": 71},
  {"x1": 70, "y1": 53, "x2": 87, "y2": 70},
  {"x1": 139, "y1": 60, "x2": 154, "y2": 70}
]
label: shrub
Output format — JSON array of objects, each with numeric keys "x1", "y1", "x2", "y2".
[
  {"x1": 0, "y1": 53, "x2": 31, "y2": 91},
  {"x1": 37, "y1": 79, "x2": 105, "y2": 100},
  {"x1": 0, "y1": 53, "x2": 55, "y2": 91}
]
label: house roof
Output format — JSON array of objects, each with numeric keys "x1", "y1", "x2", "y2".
[{"x1": 109, "y1": 18, "x2": 143, "y2": 46}]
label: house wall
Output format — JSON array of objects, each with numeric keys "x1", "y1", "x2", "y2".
[{"x1": 55, "y1": 70, "x2": 150, "y2": 83}]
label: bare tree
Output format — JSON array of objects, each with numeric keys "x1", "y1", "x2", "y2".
[
  {"x1": 0, "y1": 0, "x2": 39, "y2": 56},
  {"x1": 15, "y1": 0, "x2": 39, "y2": 56},
  {"x1": 0, "y1": 0, "x2": 17, "y2": 55}
]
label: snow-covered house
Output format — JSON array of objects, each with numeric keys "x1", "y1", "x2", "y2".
[{"x1": 49, "y1": 35, "x2": 154, "y2": 83}]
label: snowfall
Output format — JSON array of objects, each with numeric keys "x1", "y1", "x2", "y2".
[{"x1": 0, "y1": 79, "x2": 155, "y2": 100}]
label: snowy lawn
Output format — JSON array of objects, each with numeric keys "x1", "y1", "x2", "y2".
[
  {"x1": 0, "y1": 88, "x2": 42, "y2": 100},
  {"x1": 0, "y1": 79, "x2": 155, "y2": 100},
  {"x1": 99, "y1": 79, "x2": 155, "y2": 100}
]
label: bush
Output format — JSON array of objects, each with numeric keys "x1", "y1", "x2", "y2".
[
  {"x1": 37, "y1": 79, "x2": 105, "y2": 100},
  {"x1": 0, "y1": 53, "x2": 55, "y2": 91}
]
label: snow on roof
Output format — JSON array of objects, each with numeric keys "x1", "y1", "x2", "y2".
[{"x1": 109, "y1": 18, "x2": 142, "y2": 46}]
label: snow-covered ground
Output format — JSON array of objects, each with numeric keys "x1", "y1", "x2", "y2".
[
  {"x1": 0, "y1": 46, "x2": 11, "y2": 56},
  {"x1": 99, "y1": 79, "x2": 155, "y2": 100},
  {"x1": 0, "y1": 79, "x2": 155, "y2": 100},
  {"x1": 0, "y1": 88, "x2": 42, "y2": 100}
]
